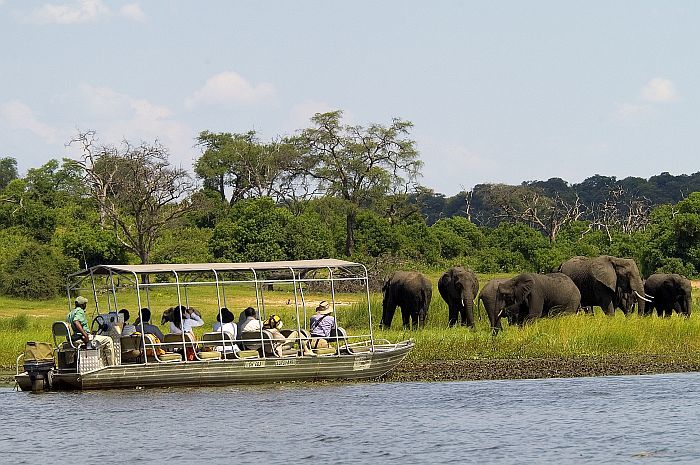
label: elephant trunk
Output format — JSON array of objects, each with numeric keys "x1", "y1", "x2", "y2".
[
  {"x1": 683, "y1": 294, "x2": 692, "y2": 317},
  {"x1": 462, "y1": 290, "x2": 476, "y2": 327}
]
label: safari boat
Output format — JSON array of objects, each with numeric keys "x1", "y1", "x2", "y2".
[{"x1": 15, "y1": 259, "x2": 413, "y2": 391}]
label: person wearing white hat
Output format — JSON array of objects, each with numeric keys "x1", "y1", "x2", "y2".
[
  {"x1": 309, "y1": 301, "x2": 337, "y2": 349},
  {"x1": 66, "y1": 296, "x2": 115, "y2": 365}
]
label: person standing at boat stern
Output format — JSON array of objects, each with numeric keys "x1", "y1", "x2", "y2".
[
  {"x1": 67, "y1": 296, "x2": 115, "y2": 365},
  {"x1": 309, "y1": 301, "x2": 337, "y2": 349}
]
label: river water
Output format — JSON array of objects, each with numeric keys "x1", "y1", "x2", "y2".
[{"x1": 1, "y1": 372, "x2": 699, "y2": 464}]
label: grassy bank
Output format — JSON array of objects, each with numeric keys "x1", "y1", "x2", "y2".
[{"x1": 2, "y1": 280, "x2": 699, "y2": 373}]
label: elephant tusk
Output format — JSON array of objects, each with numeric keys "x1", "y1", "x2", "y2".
[
  {"x1": 497, "y1": 310, "x2": 504, "y2": 318},
  {"x1": 645, "y1": 293, "x2": 655, "y2": 300},
  {"x1": 634, "y1": 290, "x2": 653, "y2": 303},
  {"x1": 461, "y1": 299, "x2": 465, "y2": 308}
]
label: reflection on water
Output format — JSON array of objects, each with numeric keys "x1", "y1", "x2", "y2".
[{"x1": 1, "y1": 372, "x2": 699, "y2": 464}]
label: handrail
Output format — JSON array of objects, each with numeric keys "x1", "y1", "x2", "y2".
[{"x1": 16, "y1": 353, "x2": 24, "y2": 376}]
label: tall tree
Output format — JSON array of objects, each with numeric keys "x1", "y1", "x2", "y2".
[
  {"x1": 194, "y1": 130, "x2": 310, "y2": 206},
  {"x1": 0, "y1": 157, "x2": 18, "y2": 190},
  {"x1": 68, "y1": 132, "x2": 195, "y2": 264},
  {"x1": 292, "y1": 110, "x2": 421, "y2": 255}
]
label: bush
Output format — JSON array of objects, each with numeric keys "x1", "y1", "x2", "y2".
[{"x1": 0, "y1": 243, "x2": 78, "y2": 299}]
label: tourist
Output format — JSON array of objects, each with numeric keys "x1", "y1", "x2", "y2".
[
  {"x1": 133, "y1": 307, "x2": 165, "y2": 342},
  {"x1": 170, "y1": 306, "x2": 204, "y2": 335},
  {"x1": 239, "y1": 307, "x2": 261, "y2": 333},
  {"x1": 212, "y1": 307, "x2": 239, "y2": 353},
  {"x1": 66, "y1": 296, "x2": 115, "y2": 365},
  {"x1": 118, "y1": 309, "x2": 136, "y2": 336},
  {"x1": 309, "y1": 301, "x2": 337, "y2": 349}
]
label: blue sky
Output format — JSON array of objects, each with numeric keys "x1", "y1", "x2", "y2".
[{"x1": 0, "y1": 1, "x2": 697, "y2": 195}]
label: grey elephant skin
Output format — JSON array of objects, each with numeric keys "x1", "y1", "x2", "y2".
[
  {"x1": 496, "y1": 273, "x2": 581, "y2": 324},
  {"x1": 558, "y1": 255, "x2": 648, "y2": 316},
  {"x1": 643, "y1": 273, "x2": 692, "y2": 317},
  {"x1": 438, "y1": 267, "x2": 479, "y2": 327},
  {"x1": 478, "y1": 278, "x2": 509, "y2": 334},
  {"x1": 381, "y1": 271, "x2": 432, "y2": 329}
]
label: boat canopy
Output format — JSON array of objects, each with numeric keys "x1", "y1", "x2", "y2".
[{"x1": 69, "y1": 259, "x2": 364, "y2": 278}]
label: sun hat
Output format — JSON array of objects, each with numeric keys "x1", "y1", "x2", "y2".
[
  {"x1": 75, "y1": 296, "x2": 88, "y2": 305},
  {"x1": 316, "y1": 301, "x2": 332, "y2": 315},
  {"x1": 219, "y1": 307, "x2": 235, "y2": 324},
  {"x1": 263, "y1": 314, "x2": 282, "y2": 330}
]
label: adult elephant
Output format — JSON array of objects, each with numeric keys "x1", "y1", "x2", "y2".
[
  {"x1": 380, "y1": 271, "x2": 432, "y2": 330},
  {"x1": 438, "y1": 267, "x2": 479, "y2": 327},
  {"x1": 496, "y1": 273, "x2": 581, "y2": 324},
  {"x1": 558, "y1": 255, "x2": 651, "y2": 316},
  {"x1": 478, "y1": 278, "x2": 508, "y2": 334},
  {"x1": 643, "y1": 273, "x2": 692, "y2": 317}
]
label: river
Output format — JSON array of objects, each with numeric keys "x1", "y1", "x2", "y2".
[{"x1": 1, "y1": 372, "x2": 699, "y2": 464}]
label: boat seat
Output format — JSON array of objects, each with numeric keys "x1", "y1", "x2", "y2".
[
  {"x1": 163, "y1": 333, "x2": 221, "y2": 361},
  {"x1": 52, "y1": 321, "x2": 80, "y2": 349},
  {"x1": 313, "y1": 347, "x2": 337, "y2": 356},
  {"x1": 153, "y1": 353, "x2": 182, "y2": 362},
  {"x1": 236, "y1": 349, "x2": 259, "y2": 359},
  {"x1": 120, "y1": 335, "x2": 143, "y2": 362},
  {"x1": 241, "y1": 330, "x2": 298, "y2": 357}
]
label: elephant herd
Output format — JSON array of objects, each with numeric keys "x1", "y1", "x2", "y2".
[{"x1": 380, "y1": 255, "x2": 694, "y2": 334}]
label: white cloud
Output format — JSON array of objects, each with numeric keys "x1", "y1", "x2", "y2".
[
  {"x1": 22, "y1": 0, "x2": 145, "y2": 24},
  {"x1": 79, "y1": 84, "x2": 193, "y2": 167},
  {"x1": 185, "y1": 71, "x2": 276, "y2": 108},
  {"x1": 119, "y1": 3, "x2": 146, "y2": 22},
  {"x1": 614, "y1": 103, "x2": 652, "y2": 121},
  {"x1": 0, "y1": 100, "x2": 61, "y2": 144},
  {"x1": 641, "y1": 78, "x2": 679, "y2": 103},
  {"x1": 26, "y1": 0, "x2": 110, "y2": 24}
]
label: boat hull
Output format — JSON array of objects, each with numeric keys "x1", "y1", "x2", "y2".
[{"x1": 16, "y1": 342, "x2": 412, "y2": 391}]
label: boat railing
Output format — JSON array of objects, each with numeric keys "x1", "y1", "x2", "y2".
[{"x1": 125, "y1": 331, "x2": 379, "y2": 362}]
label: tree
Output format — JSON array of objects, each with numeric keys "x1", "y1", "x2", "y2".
[
  {"x1": 194, "y1": 130, "x2": 311, "y2": 206},
  {"x1": 292, "y1": 110, "x2": 422, "y2": 256},
  {"x1": 0, "y1": 157, "x2": 18, "y2": 190},
  {"x1": 68, "y1": 132, "x2": 195, "y2": 264}
]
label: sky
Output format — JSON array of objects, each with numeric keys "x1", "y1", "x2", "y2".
[{"x1": 0, "y1": 0, "x2": 698, "y2": 196}]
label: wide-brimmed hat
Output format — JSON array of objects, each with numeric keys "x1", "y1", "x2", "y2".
[
  {"x1": 218, "y1": 307, "x2": 235, "y2": 324},
  {"x1": 316, "y1": 301, "x2": 332, "y2": 315},
  {"x1": 75, "y1": 296, "x2": 88, "y2": 305}
]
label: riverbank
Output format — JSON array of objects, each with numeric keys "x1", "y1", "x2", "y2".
[{"x1": 386, "y1": 354, "x2": 700, "y2": 382}]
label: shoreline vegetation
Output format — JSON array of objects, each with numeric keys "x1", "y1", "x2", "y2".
[{"x1": 2, "y1": 279, "x2": 699, "y2": 385}]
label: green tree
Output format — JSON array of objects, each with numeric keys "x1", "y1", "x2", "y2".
[
  {"x1": 0, "y1": 157, "x2": 18, "y2": 190},
  {"x1": 292, "y1": 110, "x2": 421, "y2": 256},
  {"x1": 0, "y1": 243, "x2": 78, "y2": 299}
]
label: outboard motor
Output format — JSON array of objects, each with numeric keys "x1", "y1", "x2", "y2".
[{"x1": 23, "y1": 341, "x2": 55, "y2": 391}]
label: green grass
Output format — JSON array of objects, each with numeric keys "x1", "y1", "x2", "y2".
[{"x1": 1, "y1": 280, "x2": 699, "y2": 370}]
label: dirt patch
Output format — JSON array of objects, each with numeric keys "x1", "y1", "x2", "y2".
[{"x1": 385, "y1": 355, "x2": 700, "y2": 382}]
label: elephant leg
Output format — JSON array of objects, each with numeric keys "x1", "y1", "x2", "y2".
[
  {"x1": 401, "y1": 309, "x2": 411, "y2": 329},
  {"x1": 448, "y1": 304, "x2": 458, "y2": 327}
]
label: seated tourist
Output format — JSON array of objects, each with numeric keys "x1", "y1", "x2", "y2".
[
  {"x1": 239, "y1": 307, "x2": 261, "y2": 333},
  {"x1": 309, "y1": 301, "x2": 337, "y2": 349},
  {"x1": 170, "y1": 306, "x2": 204, "y2": 335},
  {"x1": 263, "y1": 314, "x2": 311, "y2": 356},
  {"x1": 119, "y1": 309, "x2": 137, "y2": 336},
  {"x1": 133, "y1": 307, "x2": 165, "y2": 342},
  {"x1": 212, "y1": 307, "x2": 239, "y2": 354}
]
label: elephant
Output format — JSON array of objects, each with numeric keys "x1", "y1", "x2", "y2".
[
  {"x1": 580, "y1": 287, "x2": 634, "y2": 315},
  {"x1": 380, "y1": 271, "x2": 432, "y2": 330},
  {"x1": 643, "y1": 273, "x2": 692, "y2": 317},
  {"x1": 495, "y1": 273, "x2": 581, "y2": 324},
  {"x1": 478, "y1": 278, "x2": 508, "y2": 334},
  {"x1": 438, "y1": 266, "x2": 479, "y2": 327},
  {"x1": 558, "y1": 255, "x2": 651, "y2": 316}
]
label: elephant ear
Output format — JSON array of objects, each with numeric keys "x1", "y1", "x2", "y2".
[
  {"x1": 514, "y1": 275, "x2": 535, "y2": 303},
  {"x1": 592, "y1": 260, "x2": 616, "y2": 293}
]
